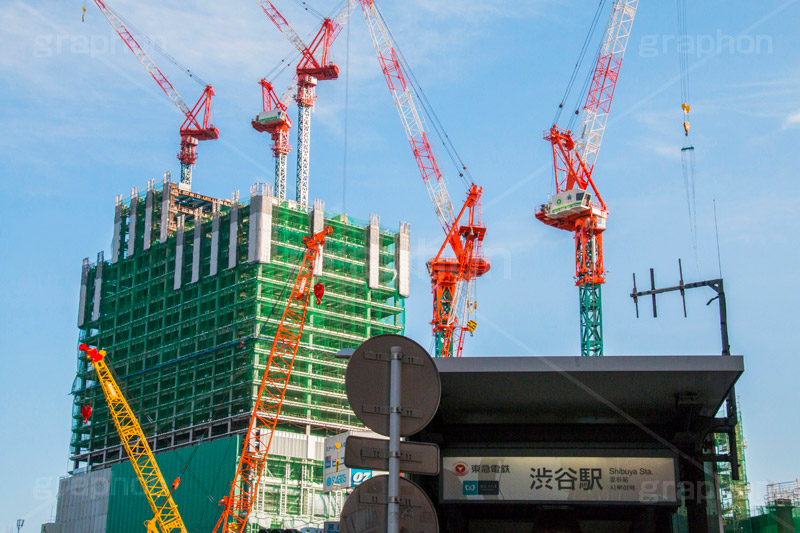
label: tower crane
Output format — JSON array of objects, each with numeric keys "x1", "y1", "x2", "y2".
[
  {"x1": 252, "y1": 79, "x2": 295, "y2": 200},
  {"x1": 214, "y1": 226, "x2": 333, "y2": 533},
  {"x1": 358, "y1": 0, "x2": 490, "y2": 358},
  {"x1": 256, "y1": 0, "x2": 355, "y2": 205},
  {"x1": 92, "y1": 0, "x2": 219, "y2": 190},
  {"x1": 535, "y1": 0, "x2": 639, "y2": 356},
  {"x1": 78, "y1": 344, "x2": 188, "y2": 533}
]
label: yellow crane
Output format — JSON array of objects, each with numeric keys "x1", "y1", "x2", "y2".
[{"x1": 79, "y1": 344, "x2": 188, "y2": 533}]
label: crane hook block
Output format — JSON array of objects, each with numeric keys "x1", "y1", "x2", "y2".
[
  {"x1": 314, "y1": 283, "x2": 325, "y2": 305},
  {"x1": 681, "y1": 103, "x2": 691, "y2": 114},
  {"x1": 81, "y1": 405, "x2": 92, "y2": 424}
]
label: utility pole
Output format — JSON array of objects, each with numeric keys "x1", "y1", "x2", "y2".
[
  {"x1": 15, "y1": 519, "x2": 23, "y2": 533},
  {"x1": 631, "y1": 259, "x2": 740, "y2": 533}
]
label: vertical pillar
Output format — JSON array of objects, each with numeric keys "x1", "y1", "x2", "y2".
[
  {"x1": 396, "y1": 222, "x2": 411, "y2": 298},
  {"x1": 228, "y1": 191, "x2": 239, "y2": 270},
  {"x1": 77, "y1": 258, "x2": 90, "y2": 327},
  {"x1": 191, "y1": 208, "x2": 202, "y2": 284},
  {"x1": 160, "y1": 174, "x2": 172, "y2": 243},
  {"x1": 111, "y1": 195, "x2": 123, "y2": 264},
  {"x1": 92, "y1": 252, "x2": 104, "y2": 322},
  {"x1": 210, "y1": 202, "x2": 220, "y2": 276},
  {"x1": 247, "y1": 183, "x2": 273, "y2": 264},
  {"x1": 174, "y1": 215, "x2": 185, "y2": 290},
  {"x1": 143, "y1": 179, "x2": 154, "y2": 251},
  {"x1": 311, "y1": 198, "x2": 325, "y2": 276},
  {"x1": 366, "y1": 214, "x2": 380, "y2": 289},
  {"x1": 127, "y1": 187, "x2": 139, "y2": 258}
]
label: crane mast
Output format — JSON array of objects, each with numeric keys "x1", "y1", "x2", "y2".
[
  {"x1": 214, "y1": 226, "x2": 333, "y2": 533},
  {"x1": 92, "y1": 0, "x2": 219, "y2": 190},
  {"x1": 78, "y1": 344, "x2": 188, "y2": 533},
  {"x1": 536, "y1": 0, "x2": 639, "y2": 357},
  {"x1": 358, "y1": 0, "x2": 489, "y2": 357},
  {"x1": 257, "y1": 0, "x2": 354, "y2": 205},
  {"x1": 252, "y1": 79, "x2": 294, "y2": 200}
]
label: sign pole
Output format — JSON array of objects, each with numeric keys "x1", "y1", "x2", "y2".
[{"x1": 388, "y1": 345, "x2": 402, "y2": 533}]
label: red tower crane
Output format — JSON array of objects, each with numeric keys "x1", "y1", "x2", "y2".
[
  {"x1": 358, "y1": 0, "x2": 489, "y2": 358},
  {"x1": 252, "y1": 79, "x2": 294, "y2": 198},
  {"x1": 256, "y1": 0, "x2": 354, "y2": 204},
  {"x1": 214, "y1": 226, "x2": 333, "y2": 533},
  {"x1": 92, "y1": 0, "x2": 219, "y2": 190},
  {"x1": 535, "y1": 0, "x2": 639, "y2": 356}
]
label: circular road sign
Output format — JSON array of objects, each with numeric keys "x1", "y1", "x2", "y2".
[
  {"x1": 345, "y1": 335, "x2": 441, "y2": 437},
  {"x1": 340, "y1": 474, "x2": 438, "y2": 533}
]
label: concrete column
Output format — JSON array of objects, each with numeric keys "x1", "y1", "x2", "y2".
[
  {"x1": 92, "y1": 252, "x2": 104, "y2": 322},
  {"x1": 174, "y1": 215, "x2": 185, "y2": 290},
  {"x1": 311, "y1": 198, "x2": 325, "y2": 275},
  {"x1": 143, "y1": 179, "x2": 154, "y2": 251},
  {"x1": 78, "y1": 258, "x2": 90, "y2": 327},
  {"x1": 127, "y1": 187, "x2": 139, "y2": 258},
  {"x1": 191, "y1": 209, "x2": 202, "y2": 284},
  {"x1": 247, "y1": 183, "x2": 273, "y2": 264},
  {"x1": 228, "y1": 191, "x2": 240, "y2": 270},
  {"x1": 367, "y1": 213, "x2": 380, "y2": 289},
  {"x1": 396, "y1": 222, "x2": 410, "y2": 297},
  {"x1": 111, "y1": 195, "x2": 123, "y2": 264},
  {"x1": 159, "y1": 174, "x2": 172, "y2": 243},
  {"x1": 210, "y1": 202, "x2": 220, "y2": 276}
]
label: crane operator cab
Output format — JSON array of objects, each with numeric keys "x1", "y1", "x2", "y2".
[{"x1": 543, "y1": 188, "x2": 592, "y2": 219}]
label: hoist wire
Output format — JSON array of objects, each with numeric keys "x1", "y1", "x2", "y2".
[
  {"x1": 110, "y1": 7, "x2": 208, "y2": 88},
  {"x1": 374, "y1": 3, "x2": 472, "y2": 188},
  {"x1": 681, "y1": 145, "x2": 699, "y2": 267},
  {"x1": 677, "y1": 0, "x2": 691, "y2": 105},
  {"x1": 567, "y1": 37, "x2": 604, "y2": 133},
  {"x1": 554, "y1": 0, "x2": 607, "y2": 125},
  {"x1": 291, "y1": 0, "x2": 324, "y2": 20},
  {"x1": 342, "y1": 10, "x2": 351, "y2": 214},
  {"x1": 677, "y1": 0, "x2": 698, "y2": 268}
]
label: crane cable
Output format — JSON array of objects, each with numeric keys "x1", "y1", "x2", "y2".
[
  {"x1": 104, "y1": 4, "x2": 209, "y2": 88},
  {"x1": 374, "y1": 3, "x2": 472, "y2": 189},
  {"x1": 553, "y1": 0, "x2": 607, "y2": 126},
  {"x1": 677, "y1": 0, "x2": 699, "y2": 268}
]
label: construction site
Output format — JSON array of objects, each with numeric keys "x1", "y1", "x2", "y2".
[{"x1": 15, "y1": 0, "x2": 793, "y2": 532}]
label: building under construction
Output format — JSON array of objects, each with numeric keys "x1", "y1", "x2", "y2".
[{"x1": 56, "y1": 176, "x2": 410, "y2": 532}]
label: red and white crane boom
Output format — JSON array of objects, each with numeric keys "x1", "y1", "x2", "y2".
[
  {"x1": 358, "y1": 0, "x2": 489, "y2": 358},
  {"x1": 536, "y1": 0, "x2": 639, "y2": 357},
  {"x1": 256, "y1": 0, "x2": 355, "y2": 205},
  {"x1": 93, "y1": 0, "x2": 219, "y2": 189}
]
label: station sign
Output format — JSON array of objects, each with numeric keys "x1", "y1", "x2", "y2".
[
  {"x1": 441, "y1": 455, "x2": 678, "y2": 504},
  {"x1": 323, "y1": 431, "x2": 373, "y2": 492},
  {"x1": 323, "y1": 521, "x2": 340, "y2": 533}
]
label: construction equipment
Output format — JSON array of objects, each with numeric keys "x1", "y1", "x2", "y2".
[
  {"x1": 78, "y1": 344, "x2": 188, "y2": 533},
  {"x1": 92, "y1": 0, "x2": 219, "y2": 190},
  {"x1": 536, "y1": 0, "x2": 639, "y2": 357},
  {"x1": 214, "y1": 226, "x2": 333, "y2": 533},
  {"x1": 256, "y1": 0, "x2": 355, "y2": 205},
  {"x1": 252, "y1": 79, "x2": 294, "y2": 200},
  {"x1": 358, "y1": 0, "x2": 489, "y2": 358}
]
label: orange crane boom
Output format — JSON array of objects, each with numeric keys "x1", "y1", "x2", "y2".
[{"x1": 214, "y1": 226, "x2": 333, "y2": 533}]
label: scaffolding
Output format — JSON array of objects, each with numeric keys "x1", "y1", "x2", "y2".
[
  {"x1": 69, "y1": 176, "x2": 409, "y2": 530},
  {"x1": 715, "y1": 397, "x2": 751, "y2": 527},
  {"x1": 766, "y1": 481, "x2": 800, "y2": 508}
]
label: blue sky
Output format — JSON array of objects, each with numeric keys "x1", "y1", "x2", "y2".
[{"x1": 1, "y1": 0, "x2": 799, "y2": 529}]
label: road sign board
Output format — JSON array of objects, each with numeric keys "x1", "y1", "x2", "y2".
[
  {"x1": 340, "y1": 475, "x2": 438, "y2": 533},
  {"x1": 345, "y1": 335, "x2": 440, "y2": 437},
  {"x1": 344, "y1": 436, "x2": 440, "y2": 475},
  {"x1": 323, "y1": 431, "x2": 374, "y2": 492}
]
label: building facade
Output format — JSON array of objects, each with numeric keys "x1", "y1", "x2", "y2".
[{"x1": 59, "y1": 176, "x2": 410, "y2": 531}]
